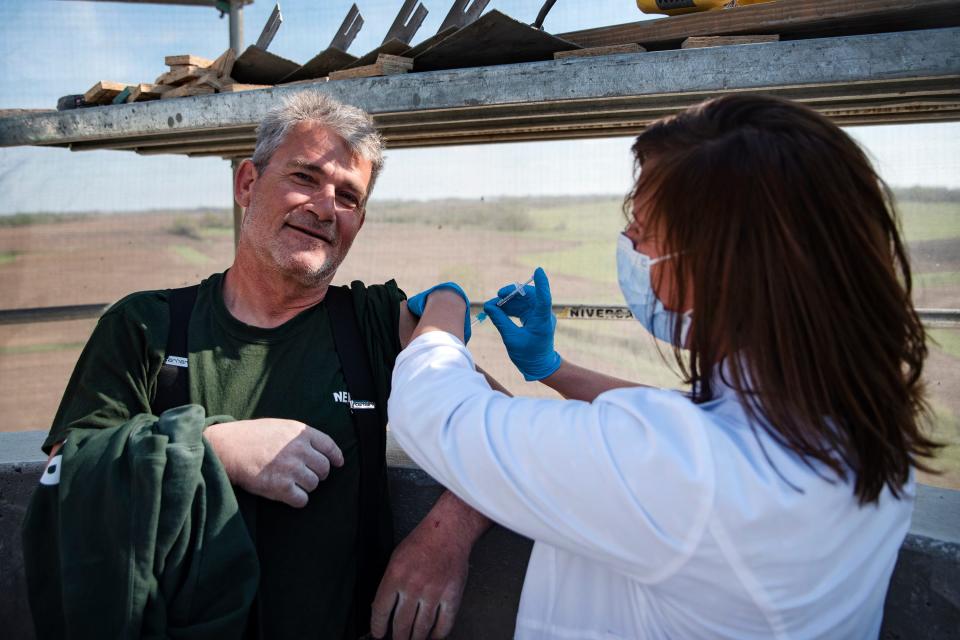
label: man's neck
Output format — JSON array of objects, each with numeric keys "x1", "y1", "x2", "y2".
[{"x1": 223, "y1": 253, "x2": 331, "y2": 329}]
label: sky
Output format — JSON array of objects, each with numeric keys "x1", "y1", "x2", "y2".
[{"x1": 0, "y1": 0, "x2": 957, "y2": 214}]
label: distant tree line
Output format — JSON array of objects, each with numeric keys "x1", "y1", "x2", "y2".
[{"x1": 893, "y1": 186, "x2": 960, "y2": 203}]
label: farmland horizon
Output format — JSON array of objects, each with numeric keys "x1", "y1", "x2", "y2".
[
  {"x1": 2, "y1": 192, "x2": 958, "y2": 489},
  {"x1": 1, "y1": 186, "x2": 958, "y2": 219}
]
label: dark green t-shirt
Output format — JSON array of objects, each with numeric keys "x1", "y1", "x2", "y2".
[{"x1": 46, "y1": 272, "x2": 406, "y2": 639}]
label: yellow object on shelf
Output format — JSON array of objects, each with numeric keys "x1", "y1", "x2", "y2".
[{"x1": 636, "y1": 0, "x2": 775, "y2": 16}]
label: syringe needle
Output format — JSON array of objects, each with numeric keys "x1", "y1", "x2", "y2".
[
  {"x1": 471, "y1": 274, "x2": 536, "y2": 327},
  {"x1": 496, "y1": 275, "x2": 536, "y2": 307}
]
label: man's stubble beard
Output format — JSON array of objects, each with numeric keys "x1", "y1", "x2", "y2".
[{"x1": 266, "y1": 232, "x2": 345, "y2": 289}]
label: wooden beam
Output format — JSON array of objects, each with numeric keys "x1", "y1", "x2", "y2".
[
  {"x1": 329, "y1": 54, "x2": 413, "y2": 80},
  {"x1": 682, "y1": 34, "x2": 780, "y2": 48},
  {"x1": 559, "y1": 0, "x2": 960, "y2": 50},
  {"x1": 161, "y1": 83, "x2": 216, "y2": 99},
  {"x1": 154, "y1": 65, "x2": 206, "y2": 86},
  {"x1": 165, "y1": 54, "x2": 214, "y2": 67},
  {"x1": 82, "y1": 81, "x2": 128, "y2": 105},
  {"x1": 219, "y1": 83, "x2": 273, "y2": 92},
  {"x1": 210, "y1": 48, "x2": 237, "y2": 78},
  {"x1": 128, "y1": 83, "x2": 171, "y2": 102},
  {"x1": 554, "y1": 43, "x2": 644, "y2": 59}
]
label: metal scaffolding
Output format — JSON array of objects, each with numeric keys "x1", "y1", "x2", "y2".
[{"x1": 1, "y1": 27, "x2": 958, "y2": 159}]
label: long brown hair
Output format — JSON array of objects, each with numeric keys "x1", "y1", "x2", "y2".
[{"x1": 625, "y1": 94, "x2": 937, "y2": 503}]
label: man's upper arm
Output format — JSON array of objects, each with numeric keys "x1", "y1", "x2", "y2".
[
  {"x1": 45, "y1": 293, "x2": 167, "y2": 452},
  {"x1": 398, "y1": 300, "x2": 417, "y2": 349}
]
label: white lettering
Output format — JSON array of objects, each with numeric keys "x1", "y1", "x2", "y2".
[{"x1": 164, "y1": 355, "x2": 188, "y2": 368}]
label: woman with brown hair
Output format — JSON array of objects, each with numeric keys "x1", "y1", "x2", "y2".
[{"x1": 387, "y1": 95, "x2": 937, "y2": 639}]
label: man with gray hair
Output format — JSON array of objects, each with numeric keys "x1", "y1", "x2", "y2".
[{"x1": 37, "y1": 91, "x2": 492, "y2": 639}]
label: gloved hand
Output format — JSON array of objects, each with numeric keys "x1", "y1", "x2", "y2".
[
  {"x1": 406, "y1": 282, "x2": 472, "y2": 344},
  {"x1": 483, "y1": 267, "x2": 562, "y2": 381}
]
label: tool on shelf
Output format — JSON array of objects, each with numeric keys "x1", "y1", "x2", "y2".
[{"x1": 636, "y1": 0, "x2": 775, "y2": 16}]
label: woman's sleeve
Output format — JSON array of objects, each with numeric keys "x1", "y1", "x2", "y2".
[{"x1": 389, "y1": 331, "x2": 716, "y2": 583}]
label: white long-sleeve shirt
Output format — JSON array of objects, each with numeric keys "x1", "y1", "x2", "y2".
[{"x1": 388, "y1": 332, "x2": 914, "y2": 639}]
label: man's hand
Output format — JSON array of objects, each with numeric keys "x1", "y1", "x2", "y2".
[
  {"x1": 205, "y1": 418, "x2": 344, "y2": 508},
  {"x1": 370, "y1": 492, "x2": 490, "y2": 639}
]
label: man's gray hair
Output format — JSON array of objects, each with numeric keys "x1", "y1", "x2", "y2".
[{"x1": 251, "y1": 91, "x2": 385, "y2": 196}]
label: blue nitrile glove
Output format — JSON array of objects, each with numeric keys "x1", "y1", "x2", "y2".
[
  {"x1": 483, "y1": 267, "x2": 562, "y2": 381},
  {"x1": 406, "y1": 282, "x2": 472, "y2": 343}
]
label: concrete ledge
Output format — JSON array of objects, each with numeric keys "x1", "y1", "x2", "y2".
[{"x1": 2, "y1": 431, "x2": 958, "y2": 638}]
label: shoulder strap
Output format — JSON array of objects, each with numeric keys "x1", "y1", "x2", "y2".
[
  {"x1": 324, "y1": 285, "x2": 392, "y2": 636},
  {"x1": 152, "y1": 284, "x2": 200, "y2": 416}
]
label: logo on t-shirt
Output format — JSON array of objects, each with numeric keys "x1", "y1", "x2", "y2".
[{"x1": 333, "y1": 391, "x2": 375, "y2": 411}]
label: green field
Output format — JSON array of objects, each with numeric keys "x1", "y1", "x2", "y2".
[
  {"x1": 897, "y1": 200, "x2": 960, "y2": 244},
  {"x1": 170, "y1": 244, "x2": 213, "y2": 265},
  {"x1": 928, "y1": 328, "x2": 960, "y2": 359},
  {"x1": 0, "y1": 341, "x2": 86, "y2": 355}
]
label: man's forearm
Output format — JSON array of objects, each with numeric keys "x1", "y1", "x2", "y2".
[
  {"x1": 370, "y1": 488, "x2": 491, "y2": 639},
  {"x1": 423, "y1": 490, "x2": 492, "y2": 553}
]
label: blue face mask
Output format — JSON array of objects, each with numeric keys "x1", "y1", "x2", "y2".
[{"x1": 616, "y1": 233, "x2": 692, "y2": 346}]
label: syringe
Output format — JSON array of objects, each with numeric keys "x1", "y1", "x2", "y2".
[{"x1": 471, "y1": 275, "x2": 536, "y2": 326}]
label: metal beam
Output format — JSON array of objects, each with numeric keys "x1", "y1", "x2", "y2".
[
  {"x1": 1, "y1": 28, "x2": 958, "y2": 155},
  {"x1": 229, "y1": 0, "x2": 244, "y2": 55},
  {"x1": 4, "y1": 302, "x2": 958, "y2": 328}
]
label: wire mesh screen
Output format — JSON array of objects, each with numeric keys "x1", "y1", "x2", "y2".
[{"x1": 0, "y1": 1, "x2": 957, "y2": 488}]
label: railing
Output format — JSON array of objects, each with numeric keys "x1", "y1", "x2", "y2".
[{"x1": 3, "y1": 303, "x2": 959, "y2": 327}]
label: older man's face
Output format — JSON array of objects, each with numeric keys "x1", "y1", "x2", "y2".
[{"x1": 236, "y1": 122, "x2": 373, "y2": 287}]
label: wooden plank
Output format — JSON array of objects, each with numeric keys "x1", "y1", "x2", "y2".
[
  {"x1": 192, "y1": 73, "x2": 233, "y2": 91},
  {"x1": 219, "y1": 83, "x2": 273, "y2": 92},
  {"x1": 415, "y1": 10, "x2": 580, "y2": 72},
  {"x1": 682, "y1": 34, "x2": 780, "y2": 48},
  {"x1": 279, "y1": 47, "x2": 357, "y2": 83},
  {"x1": 161, "y1": 83, "x2": 216, "y2": 99},
  {"x1": 165, "y1": 54, "x2": 214, "y2": 67},
  {"x1": 83, "y1": 81, "x2": 128, "y2": 105},
  {"x1": 329, "y1": 54, "x2": 413, "y2": 80},
  {"x1": 340, "y1": 38, "x2": 411, "y2": 70},
  {"x1": 127, "y1": 83, "x2": 170, "y2": 102},
  {"x1": 231, "y1": 45, "x2": 301, "y2": 85},
  {"x1": 154, "y1": 65, "x2": 205, "y2": 86},
  {"x1": 554, "y1": 43, "x2": 643, "y2": 59},
  {"x1": 279, "y1": 78, "x2": 331, "y2": 87},
  {"x1": 210, "y1": 48, "x2": 237, "y2": 78},
  {"x1": 558, "y1": 0, "x2": 960, "y2": 50}
]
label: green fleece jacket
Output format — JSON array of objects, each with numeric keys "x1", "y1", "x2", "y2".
[{"x1": 22, "y1": 405, "x2": 259, "y2": 639}]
